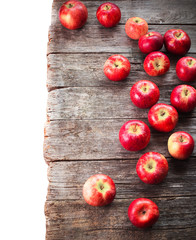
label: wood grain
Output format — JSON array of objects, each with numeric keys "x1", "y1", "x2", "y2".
[
  {"x1": 44, "y1": 118, "x2": 196, "y2": 162},
  {"x1": 45, "y1": 0, "x2": 196, "y2": 239},
  {"x1": 51, "y1": 0, "x2": 196, "y2": 25},
  {"x1": 48, "y1": 24, "x2": 196, "y2": 54},
  {"x1": 45, "y1": 197, "x2": 196, "y2": 240},
  {"x1": 47, "y1": 53, "x2": 196, "y2": 91},
  {"x1": 46, "y1": 86, "x2": 196, "y2": 121},
  {"x1": 47, "y1": 157, "x2": 196, "y2": 200}
]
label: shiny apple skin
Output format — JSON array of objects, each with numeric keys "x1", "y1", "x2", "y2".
[
  {"x1": 96, "y1": 2, "x2": 121, "y2": 28},
  {"x1": 170, "y1": 85, "x2": 196, "y2": 113},
  {"x1": 83, "y1": 174, "x2": 116, "y2": 206},
  {"x1": 104, "y1": 55, "x2": 131, "y2": 81},
  {"x1": 125, "y1": 17, "x2": 148, "y2": 40},
  {"x1": 59, "y1": 0, "x2": 88, "y2": 30},
  {"x1": 164, "y1": 29, "x2": 191, "y2": 55},
  {"x1": 176, "y1": 57, "x2": 196, "y2": 82},
  {"x1": 168, "y1": 131, "x2": 195, "y2": 160},
  {"x1": 143, "y1": 51, "x2": 170, "y2": 76},
  {"x1": 119, "y1": 120, "x2": 150, "y2": 151},
  {"x1": 139, "y1": 31, "x2": 164, "y2": 54},
  {"x1": 136, "y1": 152, "x2": 169, "y2": 184},
  {"x1": 130, "y1": 80, "x2": 160, "y2": 109},
  {"x1": 148, "y1": 103, "x2": 178, "y2": 132},
  {"x1": 128, "y1": 198, "x2": 159, "y2": 228}
]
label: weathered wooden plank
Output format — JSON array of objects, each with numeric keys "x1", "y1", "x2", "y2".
[
  {"x1": 46, "y1": 86, "x2": 196, "y2": 121},
  {"x1": 46, "y1": 1, "x2": 196, "y2": 239},
  {"x1": 44, "y1": 118, "x2": 196, "y2": 162},
  {"x1": 48, "y1": 24, "x2": 196, "y2": 54},
  {"x1": 47, "y1": 53, "x2": 196, "y2": 90},
  {"x1": 45, "y1": 197, "x2": 196, "y2": 240},
  {"x1": 47, "y1": 157, "x2": 196, "y2": 200},
  {"x1": 51, "y1": 0, "x2": 196, "y2": 25},
  {"x1": 47, "y1": 53, "x2": 196, "y2": 91}
]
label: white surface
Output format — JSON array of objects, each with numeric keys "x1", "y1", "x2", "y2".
[{"x1": 0, "y1": 0, "x2": 53, "y2": 239}]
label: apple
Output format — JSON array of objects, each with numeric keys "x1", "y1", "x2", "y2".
[
  {"x1": 128, "y1": 198, "x2": 159, "y2": 228},
  {"x1": 143, "y1": 51, "x2": 170, "y2": 76},
  {"x1": 125, "y1": 17, "x2": 148, "y2": 40},
  {"x1": 170, "y1": 85, "x2": 196, "y2": 113},
  {"x1": 138, "y1": 31, "x2": 164, "y2": 54},
  {"x1": 119, "y1": 120, "x2": 150, "y2": 151},
  {"x1": 164, "y1": 29, "x2": 191, "y2": 55},
  {"x1": 59, "y1": 0, "x2": 88, "y2": 30},
  {"x1": 130, "y1": 80, "x2": 160, "y2": 109},
  {"x1": 136, "y1": 152, "x2": 169, "y2": 184},
  {"x1": 148, "y1": 103, "x2": 178, "y2": 132},
  {"x1": 104, "y1": 55, "x2": 131, "y2": 81},
  {"x1": 83, "y1": 174, "x2": 116, "y2": 206},
  {"x1": 96, "y1": 2, "x2": 121, "y2": 28},
  {"x1": 168, "y1": 131, "x2": 195, "y2": 160},
  {"x1": 176, "y1": 57, "x2": 196, "y2": 82}
]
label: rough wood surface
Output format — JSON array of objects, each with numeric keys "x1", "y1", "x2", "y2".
[
  {"x1": 44, "y1": 118, "x2": 196, "y2": 162},
  {"x1": 46, "y1": 87, "x2": 196, "y2": 121},
  {"x1": 45, "y1": 0, "x2": 196, "y2": 239},
  {"x1": 47, "y1": 158, "x2": 196, "y2": 200},
  {"x1": 45, "y1": 197, "x2": 196, "y2": 240},
  {"x1": 51, "y1": 0, "x2": 196, "y2": 25},
  {"x1": 48, "y1": 24, "x2": 196, "y2": 54},
  {"x1": 47, "y1": 53, "x2": 196, "y2": 90}
]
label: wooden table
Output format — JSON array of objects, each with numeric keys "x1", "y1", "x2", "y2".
[{"x1": 44, "y1": 1, "x2": 196, "y2": 239}]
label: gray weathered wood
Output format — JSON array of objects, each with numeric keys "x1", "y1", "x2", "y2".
[
  {"x1": 45, "y1": 0, "x2": 196, "y2": 239},
  {"x1": 45, "y1": 197, "x2": 196, "y2": 240},
  {"x1": 46, "y1": 86, "x2": 196, "y2": 121},
  {"x1": 51, "y1": 0, "x2": 196, "y2": 25},
  {"x1": 47, "y1": 157, "x2": 196, "y2": 200},
  {"x1": 47, "y1": 53, "x2": 196, "y2": 91},
  {"x1": 44, "y1": 118, "x2": 196, "y2": 162},
  {"x1": 48, "y1": 24, "x2": 196, "y2": 54}
]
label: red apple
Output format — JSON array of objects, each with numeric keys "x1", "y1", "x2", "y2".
[
  {"x1": 138, "y1": 31, "x2": 164, "y2": 54},
  {"x1": 170, "y1": 85, "x2": 196, "y2": 113},
  {"x1": 136, "y1": 152, "x2": 169, "y2": 184},
  {"x1": 104, "y1": 55, "x2": 131, "y2": 81},
  {"x1": 59, "y1": 0, "x2": 88, "y2": 30},
  {"x1": 168, "y1": 131, "x2": 195, "y2": 160},
  {"x1": 130, "y1": 80, "x2": 160, "y2": 109},
  {"x1": 164, "y1": 29, "x2": 191, "y2": 55},
  {"x1": 96, "y1": 2, "x2": 121, "y2": 28},
  {"x1": 148, "y1": 103, "x2": 178, "y2": 132},
  {"x1": 144, "y1": 51, "x2": 170, "y2": 76},
  {"x1": 128, "y1": 198, "x2": 159, "y2": 228},
  {"x1": 83, "y1": 174, "x2": 116, "y2": 206},
  {"x1": 176, "y1": 57, "x2": 196, "y2": 82},
  {"x1": 119, "y1": 120, "x2": 150, "y2": 151},
  {"x1": 125, "y1": 17, "x2": 148, "y2": 40}
]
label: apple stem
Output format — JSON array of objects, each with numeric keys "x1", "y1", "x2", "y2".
[
  {"x1": 148, "y1": 164, "x2": 152, "y2": 169},
  {"x1": 184, "y1": 89, "x2": 189, "y2": 96},
  {"x1": 160, "y1": 111, "x2": 165, "y2": 117},
  {"x1": 100, "y1": 184, "x2": 104, "y2": 190},
  {"x1": 179, "y1": 135, "x2": 184, "y2": 142},
  {"x1": 66, "y1": 3, "x2": 74, "y2": 8},
  {"x1": 176, "y1": 32, "x2": 182, "y2": 38},
  {"x1": 142, "y1": 210, "x2": 146, "y2": 215},
  {"x1": 114, "y1": 63, "x2": 119, "y2": 68},
  {"x1": 133, "y1": 124, "x2": 137, "y2": 132}
]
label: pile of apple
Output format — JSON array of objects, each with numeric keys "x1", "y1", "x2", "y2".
[{"x1": 59, "y1": 1, "x2": 196, "y2": 229}]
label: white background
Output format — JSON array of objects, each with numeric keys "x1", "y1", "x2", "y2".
[{"x1": 0, "y1": 0, "x2": 53, "y2": 239}]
